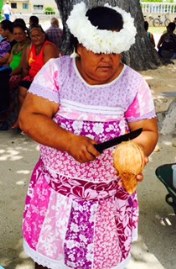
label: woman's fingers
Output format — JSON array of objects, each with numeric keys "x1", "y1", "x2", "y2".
[
  {"x1": 67, "y1": 135, "x2": 100, "y2": 163},
  {"x1": 136, "y1": 173, "x2": 143, "y2": 182},
  {"x1": 136, "y1": 156, "x2": 149, "y2": 182}
]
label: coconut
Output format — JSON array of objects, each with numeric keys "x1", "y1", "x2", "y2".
[{"x1": 113, "y1": 141, "x2": 145, "y2": 194}]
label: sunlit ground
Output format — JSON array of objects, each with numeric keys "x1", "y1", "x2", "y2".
[
  {"x1": 149, "y1": 26, "x2": 165, "y2": 35},
  {"x1": 0, "y1": 130, "x2": 176, "y2": 268}
]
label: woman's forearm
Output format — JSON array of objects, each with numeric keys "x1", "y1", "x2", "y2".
[
  {"x1": 134, "y1": 130, "x2": 158, "y2": 157},
  {"x1": 129, "y1": 118, "x2": 158, "y2": 157}
]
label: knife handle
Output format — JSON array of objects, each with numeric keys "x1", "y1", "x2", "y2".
[{"x1": 94, "y1": 144, "x2": 104, "y2": 153}]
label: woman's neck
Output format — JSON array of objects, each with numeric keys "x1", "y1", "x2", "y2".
[
  {"x1": 18, "y1": 39, "x2": 27, "y2": 46},
  {"x1": 35, "y1": 43, "x2": 45, "y2": 54}
]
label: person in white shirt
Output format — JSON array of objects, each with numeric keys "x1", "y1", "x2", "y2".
[{"x1": 2, "y1": 1, "x2": 12, "y2": 21}]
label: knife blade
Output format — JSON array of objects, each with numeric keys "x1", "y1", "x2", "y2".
[{"x1": 94, "y1": 128, "x2": 143, "y2": 153}]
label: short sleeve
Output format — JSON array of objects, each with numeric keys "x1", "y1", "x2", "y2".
[
  {"x1": 28, "y1": 58, "x2": 60, "y2": 104},
  {"x1": 125, "y1": 77, "x2": 156, "y2": 122},
  {"x1": 0, "y1": 40, "x2": 11, "y2": 57}
]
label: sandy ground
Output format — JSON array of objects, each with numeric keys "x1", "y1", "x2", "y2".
[
  {"x1": 1, "y1": 35, "x2": 176, "y2": 268},
  {"x1": 2, "y1": 128, "x2": 176, "y2": 269},
  {"x1": 140, "y1": 62, "x2": 176, "y2": 98}
]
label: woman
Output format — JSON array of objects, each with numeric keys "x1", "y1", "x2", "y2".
[
  {"x1": 19, "y1": 3, "x2": 158, "y2": 269},
  {"x1": 13, "y1": 25, "x2": 59, "y2": 128},
  {"x1": 8, "y1": 23, "x2": 29, "y2": 77},
  {"x1": 19, "y1": 25, "x2": 59, "y2": 103},
  {"x1": 7, "y1": 22, "x2": 30, "y2": 128}
]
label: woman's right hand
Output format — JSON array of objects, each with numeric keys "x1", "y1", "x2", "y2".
[{"x1": 66, "y1": 134, "x2": 100, "y2": 163}]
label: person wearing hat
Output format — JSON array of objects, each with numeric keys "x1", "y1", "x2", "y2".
[
  {"x1": 2, "y1": 1, "x2": 12, "y2": 21},
  {"x1": 19, "y1": 2, "x2": 158, "y2": 269}
]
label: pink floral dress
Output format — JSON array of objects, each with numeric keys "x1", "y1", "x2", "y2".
[{"x1": 23, "y1": 56, "x2": 156, "y2": 269}]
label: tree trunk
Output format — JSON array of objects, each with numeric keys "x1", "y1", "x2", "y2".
[{"x1": 55, "y1": 0, "x2": 161, "y2": 71}]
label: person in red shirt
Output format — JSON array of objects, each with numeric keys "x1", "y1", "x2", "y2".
[{"x1": 12, "y1": 25, "x2": 59, "y2": 128}]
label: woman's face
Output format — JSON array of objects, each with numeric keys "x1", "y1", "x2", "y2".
[
  {"x1": 30, "y1": 28, "x2": 45, "y2": 46},
  {"x1": 13, "y1": 27, "x2": 26, "y2": 42},
  {"x1": 77, "y1": 45, "x2": 123, "y2": 85}
]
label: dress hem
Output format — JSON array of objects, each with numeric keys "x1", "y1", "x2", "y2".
[{"x1": 23, "y1": 239, "x2": 131, "y2": 269}]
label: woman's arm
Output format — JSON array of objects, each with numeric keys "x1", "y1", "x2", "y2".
[
  {"x1": 0, "y1": 52, "x2": 10, "y2": 65},
  {"x1": 43, "y1": 43, "x2": 59, "y2": 63},
  {"x1": 157, "y1": 33, "x2": 167, "y2": 49},
  {"x1": 21, "y1": 45, "x2": 30, "y2": 77},
  {"x1": 129, "y1": 118, "x2": 158, "y2": 157},
  {"x1": 128, "y1": 118, "x2": 158, "y2": 182},
  {"x1": 7, "y1": 48, "x2": 13, "y2": 65},
  {"x1": 19, "y1": 93, "x2": 100, "y2": 163},
  {"x1": 150, "y1": 33, "x2": 155, "y2": 47}
]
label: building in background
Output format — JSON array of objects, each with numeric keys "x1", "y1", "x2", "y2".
[
  {"x1": 2, "y1": 0, "x2": 57, "y2": 15},
  {"x1": 30, "y1": 0, "x2": 57, "y2": 14}
]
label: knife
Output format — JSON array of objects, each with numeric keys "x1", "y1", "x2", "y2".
[{"x1": 94, "y1": 128, "x2": 143, "y2": 153}]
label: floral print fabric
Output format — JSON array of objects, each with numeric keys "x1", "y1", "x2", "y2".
[
  {"x1": 23, "y1": 159, "x2": 138, "y2": 269},
  {"x1": 23, "y1": 56, "x2": 156, "y2": 269}
]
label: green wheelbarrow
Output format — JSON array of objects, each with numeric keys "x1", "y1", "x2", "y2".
[{"x1": 155, "y1": 163, "x2": 176, "y2": 214}]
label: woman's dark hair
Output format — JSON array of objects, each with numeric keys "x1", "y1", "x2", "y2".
[
  {"x1": 0, "y1": 19, "x2": 13, "y2": 33},
  {"x1": 70, "y1": 6, "x2": 123, "y2": 53},
  {"x1": 86, "y1": 6, "x2": 123, "y2": 31},
  {"x1": 13, "y1": 18, "x2": 27, "y2": 29},
  {"x1": 30, "y1": 24, "x2": 45, "y2": 34},
  {"x1": 13, "y1": 19, "x2": 29, "y2": 37}
]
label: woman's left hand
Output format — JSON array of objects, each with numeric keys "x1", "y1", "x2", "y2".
[{"x1": 136, "y1": 156, "x2": 149, "y2": 182}]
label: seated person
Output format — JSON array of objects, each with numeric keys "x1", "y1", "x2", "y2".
[
  {"x1": 0, "y1": 20, "x2": 16, "y2": 129},
  {"x1": 46, "y1": 17, "x2": 63, "y2": 51},
  {"x1": 8, "y1": 23, "x2": 30, "y2": 127},
  {"x1": 157, "y1": 22, "x2": 176, "y2": 60},
  {"x1": 8, "y1": 22, "x2": 30, "y2": 82},
  {"x1": 144, "y1": 21, "x2": 155, "y2": 47},
  {"x1": 0, "y1": 22, "x2": 30, "y2": 130},
  {"x1": 13, "y1": 25, "x2": 59, "y2": 128},
  {"x1": 0, "y1": 20, "x2": 16, "y2": 67}
]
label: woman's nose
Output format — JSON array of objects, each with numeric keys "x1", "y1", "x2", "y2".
[{"x1": 100, "y1": 53, "x2": 112, "y2": 61}]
